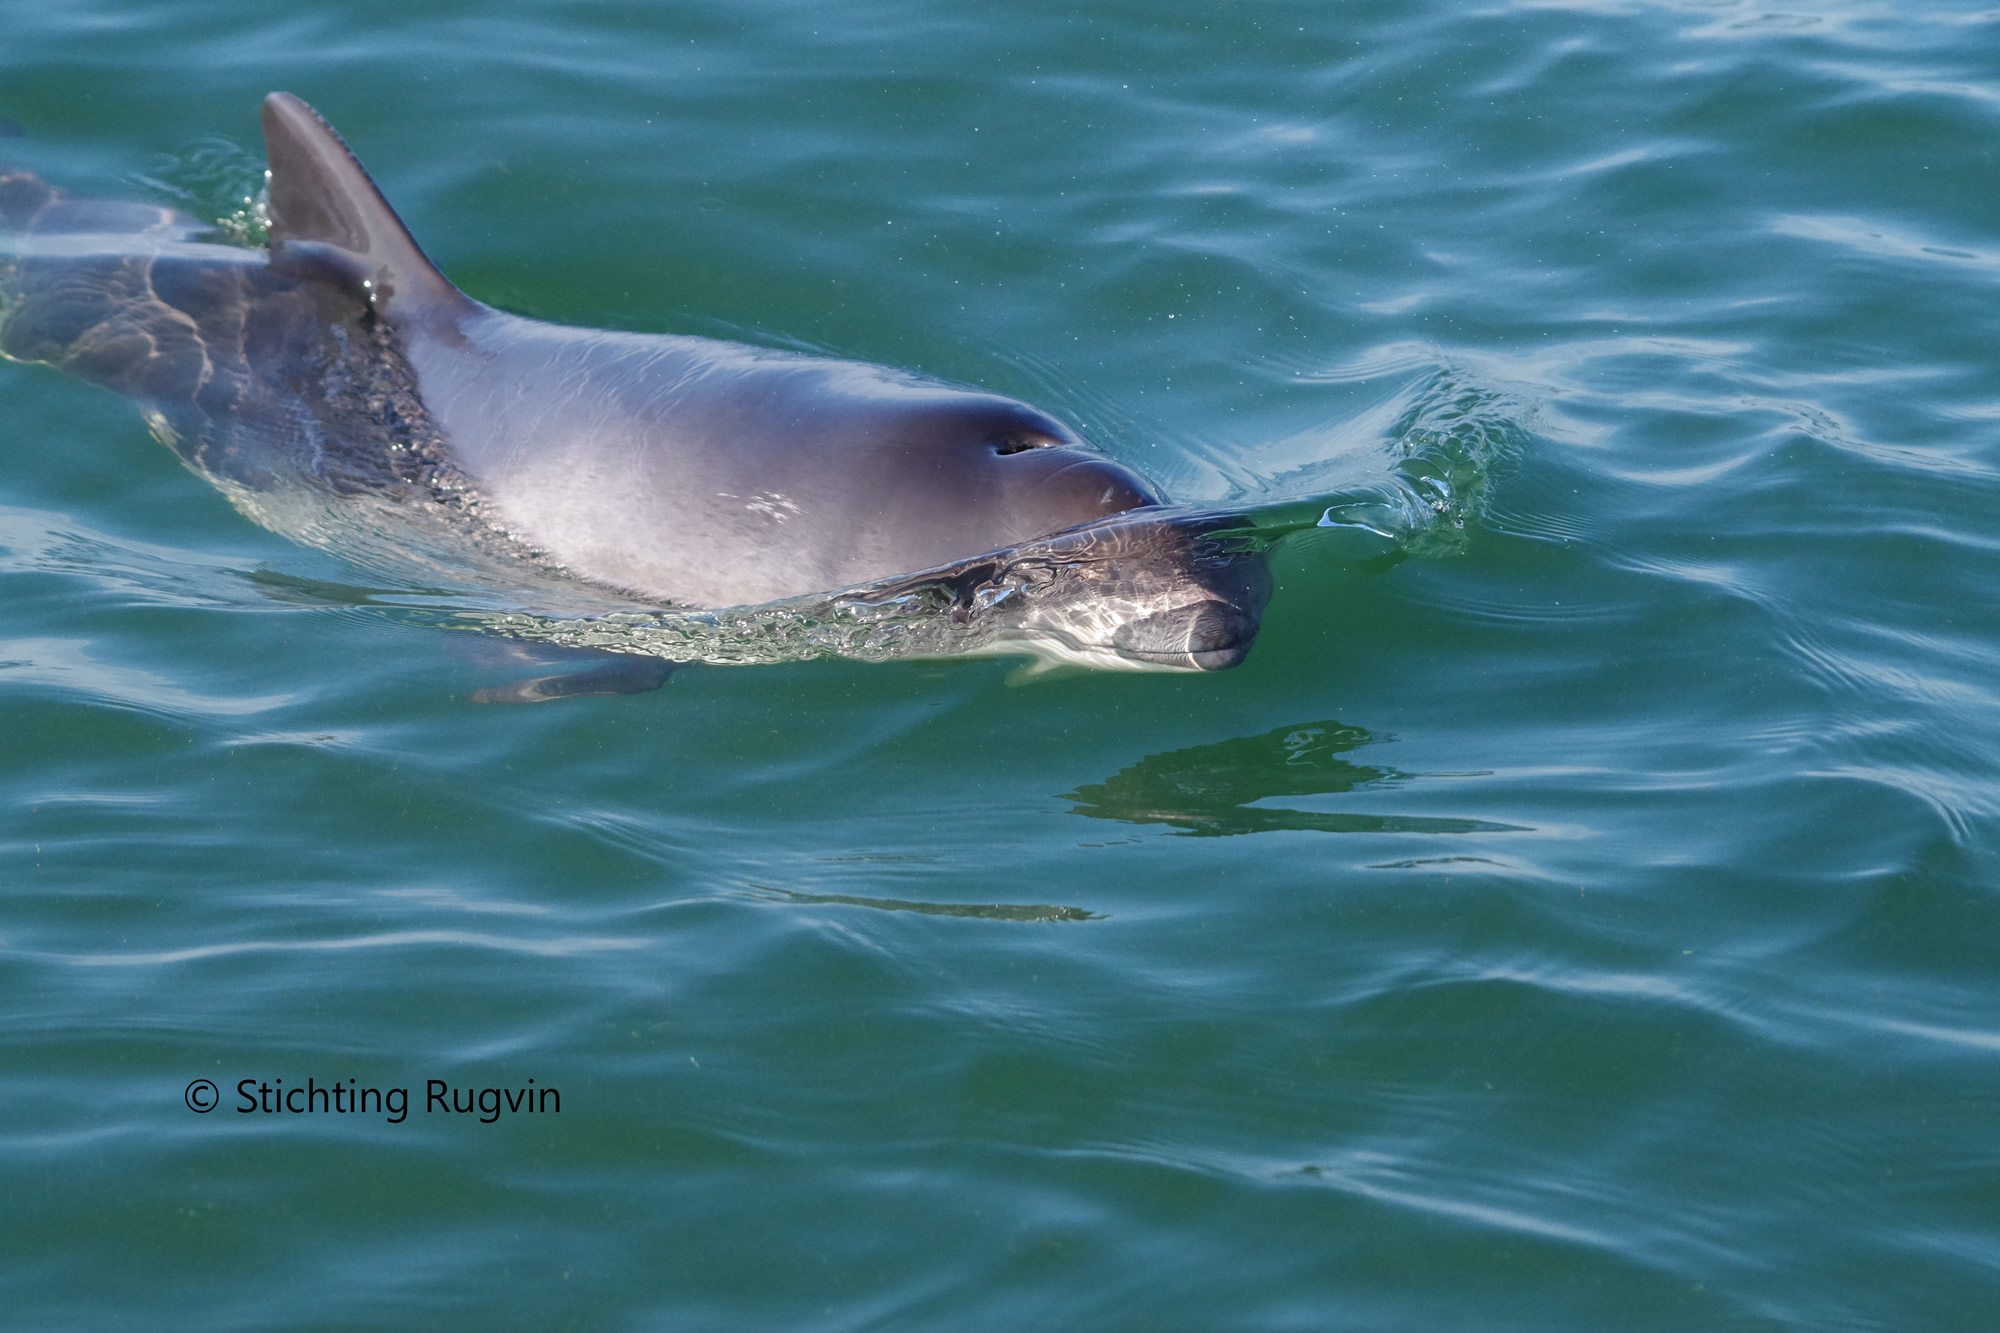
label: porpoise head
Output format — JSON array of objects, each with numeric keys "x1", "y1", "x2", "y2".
[{"x1": 788, "y1": 389, "x2": 1269, "y2": 671}]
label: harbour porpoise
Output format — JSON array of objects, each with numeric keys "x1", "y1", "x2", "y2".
[{"x1": 0, "y1": 94, "x2": 1269, "y2": 689}]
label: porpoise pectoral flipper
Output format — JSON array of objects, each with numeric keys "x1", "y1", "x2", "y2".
[{"x1": 468, "y1": 653, "x2": 678, "y2": 704}]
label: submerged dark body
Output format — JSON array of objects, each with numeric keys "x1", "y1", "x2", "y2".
[{"x1": 0, "y1": 94, "x2": 1267, "y2": 672}]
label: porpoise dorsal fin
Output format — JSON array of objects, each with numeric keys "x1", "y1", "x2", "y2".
[{"x1": 261, "y1": 91, "x2": 475, "y2": 324}]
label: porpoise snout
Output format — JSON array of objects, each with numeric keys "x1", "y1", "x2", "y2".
[{"x1": 1112, "y1": 597, "x2": 1261, "y2": 670}]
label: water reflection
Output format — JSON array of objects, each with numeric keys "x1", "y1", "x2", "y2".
[
  {"x1": 1064, "y1": 719, "x2": 1523, "y2": 837},
  {"x1": 744, "y1": 884, "x2": 1099, "y2": 922}
]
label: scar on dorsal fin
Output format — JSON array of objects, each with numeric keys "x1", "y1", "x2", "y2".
[{"x1": 260, "y1": 91, "x2": 475, "y2": 324}]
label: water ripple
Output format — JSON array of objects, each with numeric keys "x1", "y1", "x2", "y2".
[{"x1": 23, "y1": 930, "x2": 646, "y2": 968}]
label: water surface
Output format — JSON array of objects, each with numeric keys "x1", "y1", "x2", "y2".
[{"x1": 4, "y1": 1, "x2": 1998, "y2": 1328}]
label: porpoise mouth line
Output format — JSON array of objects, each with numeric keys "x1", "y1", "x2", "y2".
[{"x1": 1111, "y1": 643, "x2": 1253, "y2": 670}]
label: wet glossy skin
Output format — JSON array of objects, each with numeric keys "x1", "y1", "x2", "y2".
[{"x1": 0, "y1": 94, "x2": 1268, "y2": 669}]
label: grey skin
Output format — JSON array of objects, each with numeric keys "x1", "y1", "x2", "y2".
[{"x1": 0, "y1": 93, "x2": 1267, "y2": 681}]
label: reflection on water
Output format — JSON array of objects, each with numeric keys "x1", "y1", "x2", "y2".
[
  {"x1": 743, "y1": 884, "x2": 1100, "y2": 922},
  {"x1": 1065, "y1": 719, "x2": 1523, "y2": 837}
]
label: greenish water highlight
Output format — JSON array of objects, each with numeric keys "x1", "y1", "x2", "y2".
[{"x1": 4, "y1": 2, "x2": 1998, "y2": 1328}]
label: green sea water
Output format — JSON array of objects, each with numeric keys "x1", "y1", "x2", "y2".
[{"x1": 5, "y1": 1, "x2": 1999, "y2": 1328}]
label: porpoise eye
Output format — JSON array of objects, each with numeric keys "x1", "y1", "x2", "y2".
[{"x1": 992, "y1": 432, "x2": 1058, "y2": 456}]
